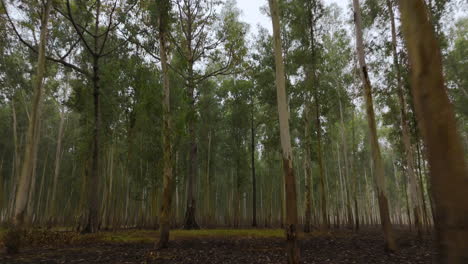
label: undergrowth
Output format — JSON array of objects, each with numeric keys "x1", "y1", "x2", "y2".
[{"x1": 1, "y1": 228, "x2": 331, "y2": 250}]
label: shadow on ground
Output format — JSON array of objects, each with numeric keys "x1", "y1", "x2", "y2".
[{"x1": 0, "y1": 228, "x2": 434, "y2": 263}]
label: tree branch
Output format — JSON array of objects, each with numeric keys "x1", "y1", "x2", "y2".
[{"x1": 66, "y1": 0, "x2": 95, "y2": 56}]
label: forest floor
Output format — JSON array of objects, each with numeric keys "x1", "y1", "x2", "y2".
[{"x1": 0, "y1": 227, "x2": 434, "y2": 263}]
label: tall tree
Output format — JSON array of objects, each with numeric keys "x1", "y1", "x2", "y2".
[
  {"x1": 303, "y1": 106, "x2": 313, "y2": 232},
  {"x1": 155, "y1": 0, "x2": 174, "y2": 248},
  {"x1": 352, "y1": 0, "x2": 397, "y2": 251},
  {"x1": 268, "y1": 0, "x2": 300, "y2": 262},
  {"x1": 2, "y1": 0, "x2": 52, "y2": 228},
  {"x1": 386, "y1": 0, "x2": 423, "y2": 238},
  {"x1": 54, "y1": 0, "x2": 135, "y2": 233},
  {"x1": 399, "y1": 0, "x2": 468, "y2": 262},
  {"x1": 250, "y1": 88, "x2": 257, "y2": 227},
  {"x1": 171, "y1": 0, "x2": 247, "y2": 229}
]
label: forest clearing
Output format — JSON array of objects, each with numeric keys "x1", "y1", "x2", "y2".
[{"x1": 0, "y1": 0, "x2": 467, "y2": 263}]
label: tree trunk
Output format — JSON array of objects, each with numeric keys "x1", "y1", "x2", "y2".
[
  {"x1": 338, "y1": 94, "x2": 353, "y2": 229},
  {"x1": 387, "y1": 0, "x2": 423, "y2": 238},
  {"x1": 205, "y1": 130, "x2": 211, "y2": 225},
  {"x1": 398, "y1": 1, "x2": 468, "y2": 262},
  {"x1": 182, "y1": 2, "x2": 199, "y2": 230},
  {"x1": 314, "y1": 92, "x2": 328, "y2": 230},
  {"x1": 49, "y1": 109, "x2": 65, "y2": 222},
  {"x1": 13, "y1": 0, "x2": 52, "y2": 227},
  {"x1": 251, "y1": 105, "x2": 257, "y2": 227},
  {"x1": 158, "y1": 27, "x2": 174, "y2": 243},
  {"x1": 84, "y1": 1, "x2": 102, "y2": 234},
  {"x1": 35, "y1": 150, "x2": 49, "y2": 224},
  {"x1": 351, "y1": 109, "x2": 359, "y2": 231},
  {"x1": 183, "y1": 64, "x2": 199, "y2": 230},
  {"x1": 303, "y1": 111, "x2": 313, "y2": 233},
  {"x1": 352, "y1": 0, "x2": 397, "y2": 251},
  {"x1": 416, "y1": 141, "x2": 431, "y2": 229},
  {"x1": 10, "y1": 100, "x2": 20, "y2": 219},
  {"x1": 268, "y1": 0, "x2": 300, "y2": 262}
]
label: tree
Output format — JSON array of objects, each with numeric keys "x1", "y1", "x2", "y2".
[
  {"x1": 268, "y1": 0, "x2": 300, "y2": 262},
  {"x1": 250, "y1": 85, "x2": 257, "y2": 227},
  {"x1": 386, "y1": 0, "x2": 423, "y2": 238},
  {"x1": 399, "y1": 0, "x2": 468, "y2": 262},
  {"x1": 303, "y1": 106, "x2": 313, "y2": 232},
  {"x1": 155, "y1": 0, "x2": 174, "y2": 249},
  {"x1": 352, "y1": 0, "x2": 397, "y2": 251},
  {"x1": 1, "y1": 0, "x2": 52, "y2": 253},
  {"x1": 170, "y1": 0, "x2": 247, "y2": 229},
  {"x1": 2, "y1": 0, "x2": 52, "y2": 232}
]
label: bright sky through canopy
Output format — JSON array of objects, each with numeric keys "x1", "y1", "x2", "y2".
[{"x1": 236, "y1": 0, "x2": 348, "y2": 34}]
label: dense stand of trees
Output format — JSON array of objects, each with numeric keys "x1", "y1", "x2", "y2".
[{"x1": 0, "y1": 0, "x2": 467, "y2": 262}]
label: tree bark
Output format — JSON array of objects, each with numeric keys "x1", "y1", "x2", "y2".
[
  {"x1": 386, "y1": 0, "x2": 423, "y2": 238},
  {"x1": 398, "y1": 1, "x2": 468, "y2": 262},
  {"x1": 268, "y1": 0, "x2": 300, "y2": 262},
  {"x1": 13, "y1": 0, "x2": 52, "y2": 227},
  {"x1": 352, "y1": 0, "x2": 397, "y2": 251},
  {"x1": 157, "y1": 20, "x2": 174, "y2": 244}
]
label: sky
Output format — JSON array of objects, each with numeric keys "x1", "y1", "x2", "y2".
[{"x1": 236, "y1": 0, "x2": 348, "y2": 34}]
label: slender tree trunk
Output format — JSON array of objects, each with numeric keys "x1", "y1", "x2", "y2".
[
  {"x1": 352, "y1": 0, "x2": 397, "y2": 251},
  {"x1": 251, "y1": 105, "x2": 257, "y2": 227},
  {"x1": 416, "y1": 141, "x2": 431, "y2": 229},
  {"x1": 182, "y1": 5, "x2": 199, "y2": 229},
  {"x1": 205, "y1": 130, "x2": 212, "y2": 225},
  {"x1": 10, "y1": 100, "x2": 20, "y2": 218},
  {"x1": 351, "y1": 109, "x2": 359, "y2": 230},
  {"x1": 399, "y1": 1, "x2": 468, "y2": 262},
  {"x1": 35, "y1": 150, "x2": 48, "y2": 224},
  {"x1": 157, "y1": 33, "x2": 174, "y2": 243},
  {"x1": 268, "y1": 0, "x2": 300, "y2": 262},
  {"x1": 403, "y1": 170, "x2": 412, "y2": 228},
  {"x1": 234, "y1": 155, "x2": 241, "y2": 228},
  {"x1": 314, "y1": 92, "x2": 328, "y2": 230},
  {"x1": 26, "y1": 128, "x2": 40, "y2": 224},
  {"x1": 49, "y1": 109, "x2": 65, "y2": 222},
  {"x1": 338, "y1": 94, "x2": 353, "y2": 229},
  {"x1": 183, "y1": 68, "x2": 199, "y2": 229},
  {"x1": 303, "y1": 111, "x2": 313, "y2": 233},
  {"x1": 13, "y1": 0, "x2": 52, "y2": 227},
  {"x1": 387, "y1": 0, "x2": 423, "y2": 238},
  {"x1": 84, "y1": 1, "x2": 102, "y2": 234}
]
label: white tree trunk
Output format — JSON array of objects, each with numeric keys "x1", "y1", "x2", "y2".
[
  {"x1": 13, "y1": 0, "x2": 52, "y2": 227},
  {"x1": 268, "y1": 0, "x2": 300, "y2": 262}
]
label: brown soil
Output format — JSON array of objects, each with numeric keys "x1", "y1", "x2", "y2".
[{"x1": 0, "y1": 228, "x2": 434, "y2": 263}]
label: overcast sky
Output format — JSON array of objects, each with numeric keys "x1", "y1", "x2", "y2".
[{"x1": 236, "y1": 0, "x2": 349, "y2": 34}]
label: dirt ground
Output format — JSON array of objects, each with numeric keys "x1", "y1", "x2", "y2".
[{"x1": 0, "y1": 228, "x2": 434, "y2": 263}]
